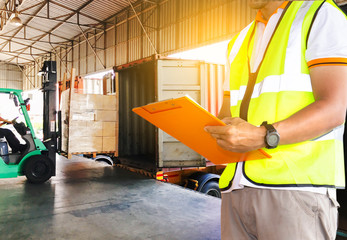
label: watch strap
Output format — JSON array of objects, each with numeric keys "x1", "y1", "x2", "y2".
[{"x1": 261, "y1": 121, "x2": 276, "y2": 133}]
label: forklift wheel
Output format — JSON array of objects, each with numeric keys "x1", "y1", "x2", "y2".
[{"x1": 24, "y1": 155, "x2": 53, "y2": 184}]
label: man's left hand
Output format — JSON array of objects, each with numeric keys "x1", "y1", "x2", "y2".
[{"x1": 205, "y1": 117, "x2": 266, "y2": 153}]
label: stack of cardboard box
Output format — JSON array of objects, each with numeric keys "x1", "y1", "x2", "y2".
[{"x1": 61, "y1": 90, "x2": 118, "y2": 155}]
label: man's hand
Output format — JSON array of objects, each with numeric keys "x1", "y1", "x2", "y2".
[
  {"x1": 204, "y1": 117, "x2": 266, "y2": 153},
  {"x1": 0, "y1": 117, "x2": 11, "y2": 124}
]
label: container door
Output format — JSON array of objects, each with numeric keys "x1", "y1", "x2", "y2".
[{"x1": 156, "y1": 59, "x2": 205, "y2": 168}]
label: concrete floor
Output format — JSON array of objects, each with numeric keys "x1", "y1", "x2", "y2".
[{"x1": 0, "y1": 155, "x2": 221, "y2": 240}]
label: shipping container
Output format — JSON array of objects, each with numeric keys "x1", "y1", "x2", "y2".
[{"x1": 114, "y1": 56, "x2": 226, "y2": 196}]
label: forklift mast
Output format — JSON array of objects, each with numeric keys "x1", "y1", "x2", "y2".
[{"x1": 41, "y1": 61, "x2": 58, "y2": 176}]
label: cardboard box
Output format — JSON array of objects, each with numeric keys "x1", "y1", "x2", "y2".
[
  {"x1": 103, "y1": 137, "x2": 117, "y2": 152},
  {"x1": 61, "y1": 90, "x2": 118, "y2": 155},
  {"x1": 69, "y1": 136, "x2": 103, "y2": 152},
  {"x1": 86, "y1": 121, "x2": 103, "y2": 137},
  {"x1": 102, "y1": 95, "x2": 117, "y2": 110},
  {"x1": 102, "y1": 122, "x2": 117, "y2": 137},
  {"x1": 95, "y1": 110, "x2": 117, "y2": 122},
  {"x1": 71, "y1": 93, "x2": 104, "y2": 110}
]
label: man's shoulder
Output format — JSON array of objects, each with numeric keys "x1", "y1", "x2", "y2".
[{"x1": 317, "y1": 1, "x2": 346, "y2": 22}]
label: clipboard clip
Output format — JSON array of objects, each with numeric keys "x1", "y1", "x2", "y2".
[{"x1": 142, "y1": 100, "x2": 182, "y2": 114}]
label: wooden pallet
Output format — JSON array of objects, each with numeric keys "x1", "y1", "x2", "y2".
[{"x1": 60, "y1": 151, "x2": 117, "y2": 159}]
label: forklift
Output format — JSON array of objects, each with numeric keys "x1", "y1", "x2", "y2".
[{"x1": 0, "y1": 61, "x2": 58, "y2": 183}]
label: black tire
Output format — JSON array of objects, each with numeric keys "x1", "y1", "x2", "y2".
[
  {"x1": 201, "y1": 181, "x2": 221, "y2": 198},
  {"x1": 95, "y1": 158, "x2": 113, "y2": 166},
  {"x1": 24, "y1": 155, "x2": 53, "y2": 184}
]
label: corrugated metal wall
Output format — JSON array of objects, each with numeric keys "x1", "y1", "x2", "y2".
[
  {"x1": 23, "y1": 0, "x2": 255, "y2": 90},
  {"x1": 0, "y1": 62, "x2": 23, "y2": 89}
]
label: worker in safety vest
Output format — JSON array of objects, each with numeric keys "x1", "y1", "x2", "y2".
[
  {"x1": 0, "y1": 116, "x2": 26, "y2": 154},
  {"x1": 205, "y1": 1, "x2": 347, "y2": 239}
]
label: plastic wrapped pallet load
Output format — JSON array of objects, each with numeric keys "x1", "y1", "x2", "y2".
[{"x1": 60, "y1": 89, "x2": 118, "y2": 157}]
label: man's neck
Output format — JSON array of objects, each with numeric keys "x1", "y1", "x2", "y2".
[{"x1": 261, "y1": 1, "x2": 285, "y2": 21}]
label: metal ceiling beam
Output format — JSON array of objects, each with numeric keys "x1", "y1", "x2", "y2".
[
  {"x1": 0, "y1": 50, "x2": 50, "y2": 56},
  {"x1": 10, "y1": 0, "x2": 98, "y2": 64},
  {"x1": 0, "y1": 51, "x2": 35, "y2": 62},
  {"x1": 18, "y1": 12, "x2": 106, "y2": 31},
  {"x1": 19, "y1": 2, "x2": 45, "y2": 13},
  {"x1": 50, "y1": 0, "x2": 106, "y2": 26},
  {"x1": 0, "y1": 0, "x2": 47, "y2": 51},
  {"x1": 20, "y1": 23, "x2": 71, "y2": 42},
  {"x1": 0, "y1": 34, "x2": 70, "y2": 46},
  {"x1": 0, "y1": 36, "x2": 51, "y2": 53}
]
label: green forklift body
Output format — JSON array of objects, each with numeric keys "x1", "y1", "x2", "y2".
[{"x1": 0, "y1": 88, "x2": 47, "y2": 178}]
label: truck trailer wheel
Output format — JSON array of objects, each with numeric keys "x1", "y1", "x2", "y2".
[
  {"x1": 201, "y1": 181, "x2": 221, "y2": 198},
  {"x1": 24, "y1": 155, "x2": 53, "y2": 184}
]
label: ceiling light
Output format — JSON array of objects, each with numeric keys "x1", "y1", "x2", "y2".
[{"x1": 10, "y1": 12, "x2": 22, "y2": 26}]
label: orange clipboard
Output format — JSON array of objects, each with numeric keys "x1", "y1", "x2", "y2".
[{"x1": 132, "y1": 96, "x2": 271, "y2": 164}]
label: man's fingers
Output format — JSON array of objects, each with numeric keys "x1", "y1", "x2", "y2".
[
  {"x1": 205, "y1": 125, "x2": 231, "y2": 135},
  {"x1": 222, "y1": 117, "x2": 245, "y2": 125}
]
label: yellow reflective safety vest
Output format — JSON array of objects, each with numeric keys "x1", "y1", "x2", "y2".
[{"x1": 220, "y1": 0, "x2": 345, "y2": 191}]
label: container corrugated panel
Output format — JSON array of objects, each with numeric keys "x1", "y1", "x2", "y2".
[
  {"x1": 201, "y1": 63, "x2": 225, "y2": 117},
  {"x1": 117, "y1": 61, "x2": 156, "y2": 165}
]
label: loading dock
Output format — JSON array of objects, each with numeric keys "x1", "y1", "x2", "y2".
[
  {"x1": 0, "y1": 0, "x2": 346, "y2": 239},
  {"x1": 0, "y1": 155, "x2": 221, "y2": 240}
]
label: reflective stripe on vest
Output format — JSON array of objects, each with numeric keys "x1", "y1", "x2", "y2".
[{"x1": 219, "y1": 0, "x2": 345, "y2": 191}]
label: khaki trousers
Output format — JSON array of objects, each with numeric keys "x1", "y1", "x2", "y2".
[{"x1": 221, "y1": 187, "x2": 339, "y2": 240}]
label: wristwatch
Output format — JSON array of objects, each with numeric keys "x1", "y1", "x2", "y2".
[{"x1": 261, "y1": 121, "x2": 280, "y2": 149}]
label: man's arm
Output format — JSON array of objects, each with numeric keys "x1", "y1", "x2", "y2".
[
  {"x1": 0, "y1": 116, "x2": 11, "y2": 124},
  {"x1": 205, "y1": 65, "x2": 347, "y2": 153}
]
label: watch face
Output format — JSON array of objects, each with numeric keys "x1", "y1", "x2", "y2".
[{"x1": 267, "y1": 133, "x2": 280, "y2": 147}]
